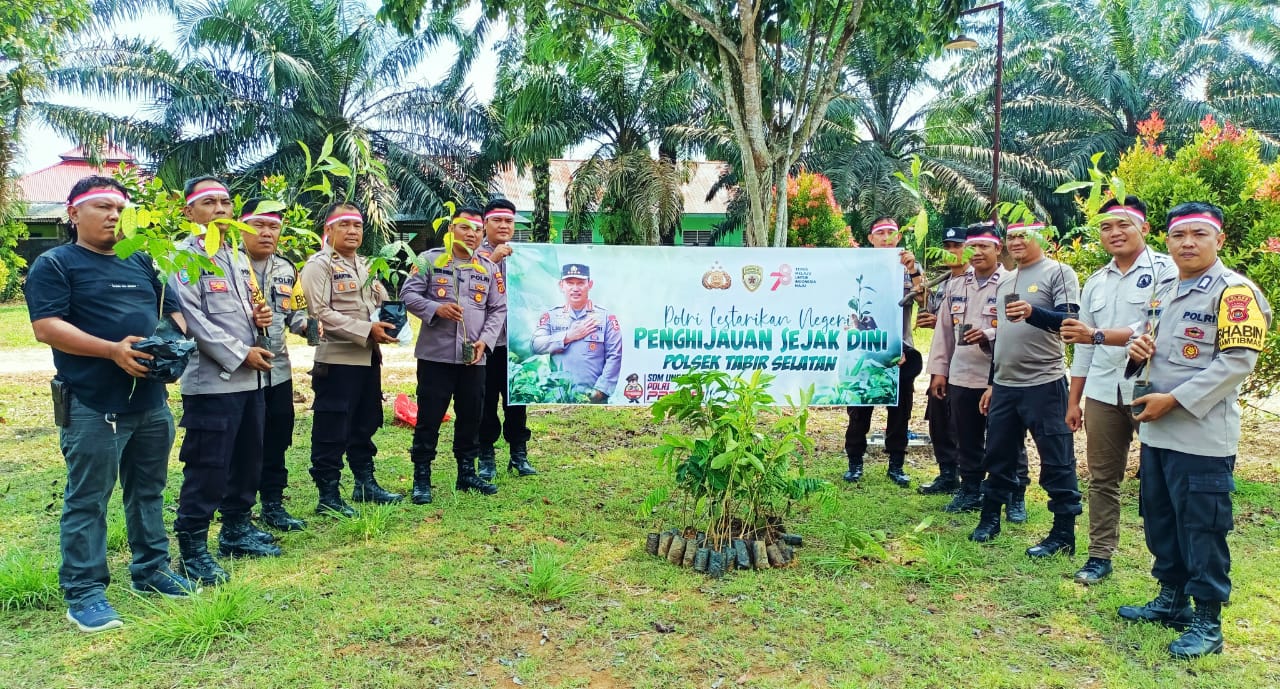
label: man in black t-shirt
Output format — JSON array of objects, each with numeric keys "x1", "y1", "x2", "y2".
[{"x1": 25, "y1": 176, "x2": 196, "y2": 633}]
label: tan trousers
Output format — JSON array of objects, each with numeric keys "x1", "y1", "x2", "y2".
[{"x1": 1083, "y1": 392, "x2": 1140, "y2": 559}]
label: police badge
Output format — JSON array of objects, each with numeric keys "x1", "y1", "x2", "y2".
[
  {"x1": 742, "y1": 265, "x2": 764, "y2": 292},
  {"x1": 701, "y1": 263, "x2": 732, "y2": 290}
]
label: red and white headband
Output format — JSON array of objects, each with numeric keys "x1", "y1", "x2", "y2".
[
  {"x1": 484, "y1": 209, "x2": 516, "y2": 221},
  {"x1": 870, "y1": 220, "x2": 899, "y2": 234},
  {"x1": 325, "y1": 212, "x2": 363, "y2": 227},
  {"x1": 241, "y1": 212, "x2": 282, "y2": 224},
  {"x1": 1007, "y1": 222, "x2": 1046, "y2": 233},
  {"x1": 1168, "y1": 213, "x2": 1222, "y2": 233},
  {"x1": 1103, "y1": 206, "x2": 1146, "y2": 224},
  {"x1": 964, "y1": 235, "x2": 1001, "y2": 247},
  {"x1": 68, "y1": 189, "x2": 127, "y2": 207},
  {"x1": 185, "y1": 185, "x2": 230, "y2": 205}
]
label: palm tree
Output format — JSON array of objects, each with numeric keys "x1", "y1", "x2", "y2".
[
  {"x1": 930, "y1": 0, "x2": 1280, "y2": 223},
  {"x1": 35, "y1": 0, "x2": 490, "y2": 231}
]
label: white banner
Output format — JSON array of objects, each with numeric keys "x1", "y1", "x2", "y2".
[{"x1": 505, "y1": 245, "x2": 905, "y2": 406}]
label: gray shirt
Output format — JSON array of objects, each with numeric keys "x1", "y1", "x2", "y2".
[
  {"x1": 250, "y1": 255, "x2": 307, "y2": 386},
  {"x1": 169, "y1": 237, "x2": 262, "y2": 395},
  {"x1": 401, "y1": 248, "x2": 506, "y2": 365},
  {"x1": 992, "y1": 256, "x2": 1080, "y2": 387},
  {"x1": 1137, "y1": 260, "x2": 1271, "y2": 456},
  {"x1": 1070, "y1": 251, "x2": 1177, "y2": 405}
]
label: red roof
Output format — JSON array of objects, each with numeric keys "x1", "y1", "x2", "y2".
[
  {"x1": 17, "y1": 146, "x2": 138, "y2": 204},
  {"x1": 490, "y1": 159, "x2": 732, "y2": 215}
]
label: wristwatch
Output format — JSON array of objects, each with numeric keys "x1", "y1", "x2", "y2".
[{"x1": 1091, "y1": 329, "x2": 1105, "y2": 345}]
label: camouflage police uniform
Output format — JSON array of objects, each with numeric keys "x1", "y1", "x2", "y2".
[{"x1": 531, "y1": 264, "x2": 623, "y2": 402}]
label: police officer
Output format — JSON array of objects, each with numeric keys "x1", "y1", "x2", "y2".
[
  {"x1": 26, "y1": 176, "x2": 197, "y2": 632},
  {"x1": 475, "y1": 199, "x2": 536, "y2": 480},
  {"x1": 843, "y1": 217, "x2": 923, "y2": 486},
  {"x1": 170, "y1": 177, "x2": 280, "y2": 586},
  {"x1": 531, "y1": 264, "x2": 623, "y2": 403},
  {"x1": 926, "y1": 224, "x2": 1012, "y2": 513},
  {"x1": 240, "y1": 199, "x2": 309, "y2": 532},
  {"x1": 1119, "y1": 202, "x2": 1270, "y2": 659},
  {"x1": 970, "y1": 219, "x2": 1083, "y2": 557},
  {"x1": 1060, "y1": 197, "x2": 1177, "y2": 585},
  {"x1": 299, "y1": 202, "x2": 403, "y2": 518},
  {"x1": 401, "y1": 206, "x2": 507, "y2": 503},
  {"x1": 916, "y1": 226, "x2": 968, "y2": 495}
]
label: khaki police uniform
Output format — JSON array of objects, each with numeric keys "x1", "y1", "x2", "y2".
[
  {"x1": 299, "y1": 245, "x2": 389, "y2": 484},
  {"x1": 928, "y1": 264, "x2": 1014, "y2": 488},
  {"x1": 1135, "y1": 259, "x2": 1271, "y2": 603},
  {"x1": 250, "y1": 254, "x2": 307, "y2": 505},
  {"x1": 168, "y1": 237, "x2": 266, "y2": 532}
]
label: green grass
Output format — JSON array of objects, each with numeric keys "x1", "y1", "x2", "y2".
[
  {"x1": 0, "y1": 302, "x2": 39, "y2": 349},
  {"x1": 524, "y1": 543, "x2": 588, "y2": 603},
  {"x1": 0, "y1": 370, "x2": 1278, "y2": 687},
  {"x1": 0, "y1": 548, "x2": 60, "y2": 611},
  {"x1": 128, "y1": 580, "x2": 272, "y2": 657}
]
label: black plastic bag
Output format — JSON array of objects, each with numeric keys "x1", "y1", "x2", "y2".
[
  {"x1": 131, "y1": 316, "x2": 196, "y2": 383},
  {"x1": 380, "y1": 300, "x2": 408, "y2": 338}
]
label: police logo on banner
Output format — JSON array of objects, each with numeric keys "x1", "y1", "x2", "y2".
[{"x1": 742, "y1": 265, "x2": 764, "y2": 292}]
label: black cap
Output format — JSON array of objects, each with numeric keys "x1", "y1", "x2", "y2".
[
  {"x1": 561, "y1": 264, "x2": 590, "y2": 279},
  {"x1": 942, "y1": 226, "x2": 967, "y2": 244}
]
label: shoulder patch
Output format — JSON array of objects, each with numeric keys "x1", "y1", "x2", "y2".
[
  {"x1": 1217, "y1": 285, "x2": 1267, "y2": 351},
  {"x1": 539, "y1": 312, "x2": 550, "y2": 327}
]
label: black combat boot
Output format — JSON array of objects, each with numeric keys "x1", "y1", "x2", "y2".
[
  {"x1": 918, "y1": 464, "x2": 959, "y2": 495},
  {"x1": 455, "y1": 456, "x2": 498, "y2": 495},
  {"x1": 842, "y1": 456, "x2": 864, "y2": 483},
  {"x1": 350, "y1": 464, "x2": 403, "y2": 504},
  {"x1": 886, "y1": 455, "x2": 911, "y2": 487},
  {"x1": 411, "y1": 463, "x2": 433, "y2": 505},
  {"x1": 1168, "y1": 600, "x2": 1224, "y2": 659},
  {"x1": 943, "y1": 480, "x2": 983, "y2": 513},
  {"x1": 315, "y1": 477, "x2": 357, "y2": 517},
  {"x1": 508, "y1": 443, "x2": 537, "y2": 476},
  {"x1": 218, "y1": 514, "x2": 282, "y2": 558},
  {"x1": 477, "y1": 446, "x2": 498, "y2": 481},
  {"x1": 175, "y1": 528, "x2": 229, "y2": 586},
  {"x1": 235, "y1": 514, "x2": 276, "y2": 544},
  {"x1": 1073, "y1": 557, "x2": 1112, "y2": 585},
  {"x1": 259, "y1": 499, "x2": 306, "y2": 531},
  {"x1": 1006, "y1": 485, "x2": 1028, "y2": 523},
  {"x1": 1026, "y1": 512, "x2": 1076, "y2": 558},
  {"x1": 1118, "y1": 583, "x2": 1194, "y2": 630},
  {"x1": 969, "y1": 497, "x2": 1002, "y2": 543}
]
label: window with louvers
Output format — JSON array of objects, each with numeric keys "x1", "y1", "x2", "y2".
[
  {"x1": 566, "y1": 229, "x2": 595, "y2": 244},
  {"x1": 511, "y1": 228, "x2": 532, "y2": 242},
  {"x1": 682, "y1": 230, "x2": 712, "y2": 246}
]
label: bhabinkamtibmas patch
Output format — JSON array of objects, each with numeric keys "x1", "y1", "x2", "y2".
[{"x1": 1218, "y1": 285, "x2": 1267, "y2": 351}]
